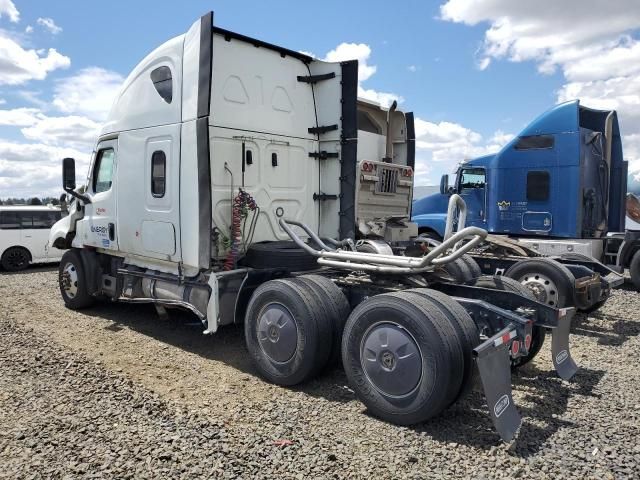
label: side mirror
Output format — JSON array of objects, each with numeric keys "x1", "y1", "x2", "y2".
[
  {"x1": 62, "y1": 157, "x2": 76, "y2": 190},
  {"x1": 439, "y1": 174, "x2": 449, "y2": 195},
  {"x1": 62, "y1": 157, "x2": 91, "y2": 204}
]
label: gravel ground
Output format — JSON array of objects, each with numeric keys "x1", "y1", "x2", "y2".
[{"x1": 1, "y1": 266, "x2": 639, "y2": 479}]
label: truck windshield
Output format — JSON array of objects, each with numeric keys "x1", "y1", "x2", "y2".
[{"x1": 459, "y1": 168, "x2": 485, "y2": 189}]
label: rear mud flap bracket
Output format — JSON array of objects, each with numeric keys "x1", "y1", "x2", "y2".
[
  {"x1": 474, "y1": 327, "x2": 521, "y2": 442},
  {"x1": 551, "y1": 309, "x2": 578, "y2": 380}
]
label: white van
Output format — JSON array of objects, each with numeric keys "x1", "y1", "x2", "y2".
[{"x1": 0, "y1": 205, "x2": 66, "y2": 271}]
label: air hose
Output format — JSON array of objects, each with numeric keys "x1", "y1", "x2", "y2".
[{"x1": 223, "y1": 189, "x2": 257, "y2": 270}]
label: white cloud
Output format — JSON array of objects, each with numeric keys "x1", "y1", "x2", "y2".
[
  {"x1": 413, "y1": 117, "x2": 513, "y2": 184},
  {"x1": 324, "y1": 43, "x2": 377, "y2": 81},
  {"x1": 0, "y1": 104, "x2": 101, "y2": 197},
  {"x1": 407, "y1": 65, "x2": 418, "y2": 73},
  {"x1": 24, "y1": 25, "x2": 32, "y2": 34},
  {"x1": 0, "y1": 139, "x2": 90, "y2": 198},
  {"x1": 36, "y1": 17, "x2": 62, "y2": 35},
  {"x1": 440, "y1": 0, "x2": 640, "y2": 175},
  {"x1": 0, "y1": 107, "x2": 42, "y2": 126},
  {"x1": 0, "y1": 32, "x2": 70, "y2": 85},
  {"x1": 322, "y1": 42, "x2": 402, "y2": 108},
  {"x1": 0, "y1": 0, "x2": 19, "y2": 23},
  {"x1": 52, "y1": 67, "x2": 123, "y2": 121},
  {"x1": 21, "y1": 114, "x2": 100, "y2": 149},
  {"x1": 0, "y1": 98, "x2": 6, "y2": 105}
]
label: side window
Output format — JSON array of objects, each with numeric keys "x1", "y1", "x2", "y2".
[
  {"x1": 459, "y1": 168, "x2": 486, "y2": 189},
  {"x1": 31, "y1": 211, "x2": 59, "y2": 229},
  {"x1": 150, "y1": 66, "x2": 173, "y2": 104},
  {"x1": 93, "y1": 148, "x2": 115, "y2": 193},
  {"x1": 527, "y1": 171, "x2": 550, "y2": 201},
  {"x1": 32, "y1": 212, "x2": 49, "y2": 229},
  {"x1": 20, "y1": 213, "x2": 33, "y2": 229},
  {"x1": 515, "y1": 135, "x2": 554, "y2": 151},
  {"x1": 0, "y1": 211, "x2": 20, "y2": 229},
  {"x1": 151, "y1": 150, "x2": 166, "y2": 197}
]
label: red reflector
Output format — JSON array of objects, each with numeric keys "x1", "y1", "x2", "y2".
[
  {"x1": 511, "y1": 340, "x2": 520, "y2": 356},
  {"x1": 524, "y1": 334, "x2": 532, "y2": 351},
  {"x1": 501, "y1": 332, "x2": 511, "y2": 344}
]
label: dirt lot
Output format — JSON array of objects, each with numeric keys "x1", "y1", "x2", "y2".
[{"x1": 1, "y1": 266, "x2": 639, "y2": 479}]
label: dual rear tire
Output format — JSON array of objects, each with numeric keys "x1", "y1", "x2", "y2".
[
  {"x1": 341, "y1": 290, "x2": 477, "y2": 425},
  {"x1": 244, "y1": 275, "x2": 349, "y2": 386},
  {"x1": 245, "y1": 280, "x2": 479, "y2": 426}
]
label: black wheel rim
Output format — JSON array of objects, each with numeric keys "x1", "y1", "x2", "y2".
[
  {"x1": 360, "y1": 322, "x2": 422, "y2": 397},
  {"x1": 6, "y1": 250, "x2": 28, "y2": 269},
  {"x1": 257, "y1": 303, "x2": 298, "y2": 363}
]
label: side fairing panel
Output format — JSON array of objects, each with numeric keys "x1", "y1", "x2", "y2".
[
  {"x1": 306, "y1": 60, "x2": 355, "y2": 239},
  {"x1": 180, "y1": 13, "x2": 213, "y2": 271}
]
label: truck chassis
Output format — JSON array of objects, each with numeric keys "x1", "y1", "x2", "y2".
[{"x1": 60, "y1": 216, "x2": 579, "y2": 442}]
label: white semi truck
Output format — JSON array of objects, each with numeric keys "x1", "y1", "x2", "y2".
[{"x1": 50, "y1": 12, "x2": 582, "y2": 441}]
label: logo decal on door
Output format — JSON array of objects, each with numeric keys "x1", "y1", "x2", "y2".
[{"x1": 497, "y1": 200, "x2": 511, "y2": 211}]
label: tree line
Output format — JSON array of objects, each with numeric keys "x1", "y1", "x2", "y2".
[{"x1": 0, "y1": 197, "x2": 61, "y2": 206}]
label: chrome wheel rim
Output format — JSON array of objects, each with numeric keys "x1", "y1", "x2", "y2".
[
  {"x1": 61, "y1": 262, "x2": 79, "y2": 299},
  {"x1": 517, "y1": 273, "x2": 559, "y2": 306}
]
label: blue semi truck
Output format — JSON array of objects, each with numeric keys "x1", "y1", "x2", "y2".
[{"x1": 412, "y1": 100, "x2": 632, "y2": 308}]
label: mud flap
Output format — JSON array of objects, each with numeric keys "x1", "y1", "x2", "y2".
[
  {"x1": 551, "y1": 308, "x2": 578, "y2": 380},
  {"x1": 474, "y1": 329, "x2": 521, "y2": 442}
]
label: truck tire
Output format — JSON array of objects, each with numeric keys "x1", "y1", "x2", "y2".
[
  {"x1": 580, "y1": 299, "x2": 606, "y2": 315},
  {"x1": 1, "y1": 246, "x2": 31, "y2": 271},
  {"x1": 416, "y1": 229, "x2": 442, "y2": 242},
  {"x1": 403, "y1": 288, "x2": 479, "y2": 404},
  {"x1": 438, "y1": 255, "x2": 478, "y2": 284},
  {"x1": 460, "y1": 254, "x2": 482, "y2": 280},
  {"x1": 244, "y1": 279, "x2": 328, "y2": 386},
  {"x1": 341, "y1": 291, "x2": 464, "y2": 425},
  {"x1": 243, "y1": 241, "x2": 318, "y2": 271},
  {"x1": 296, "y1": 274, "x2": 350, "y2": 365},
  {"x1": 504, "y1": 258, "x2": 574, "y2": 308},
  {"x1": 629, "y1": 250, "x2": 640, "y2": 290},
  {"x1": 287, "y1": 277, "x2": 334, "y2": 375},
  {"x1": 59, "y1": 249, "x2": 95, "y2": 309},
  {"x1": 472, "y1": 275, "x2": 545, "y2": 368}
]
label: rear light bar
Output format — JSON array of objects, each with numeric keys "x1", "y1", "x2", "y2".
[{"x1": 361, "y1": 161, "x2": 375, "y2": 172}]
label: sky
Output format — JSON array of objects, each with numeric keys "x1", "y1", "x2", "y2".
[{"x1": 0, "y1": 0, "x2": 639, "y2": 198}]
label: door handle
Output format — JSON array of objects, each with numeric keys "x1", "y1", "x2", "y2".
[{"x1": 108, "y1": 223, "x2": 115, "y2": 241}]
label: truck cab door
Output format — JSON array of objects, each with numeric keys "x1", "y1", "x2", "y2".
[
  {"x1": 77, "y1": 140, "x2": 119, "y2": 251},
  {"x1": 457, "y1": 167, "x2": 487, "y2": 227}
]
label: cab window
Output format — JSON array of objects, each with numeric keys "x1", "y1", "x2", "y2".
[
  {"x1": 459, "y1": 168, "x2": 486, "y2": 189},
  {"x1": 93, "y1": 148, "x2": 115, "y2": 193}
]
